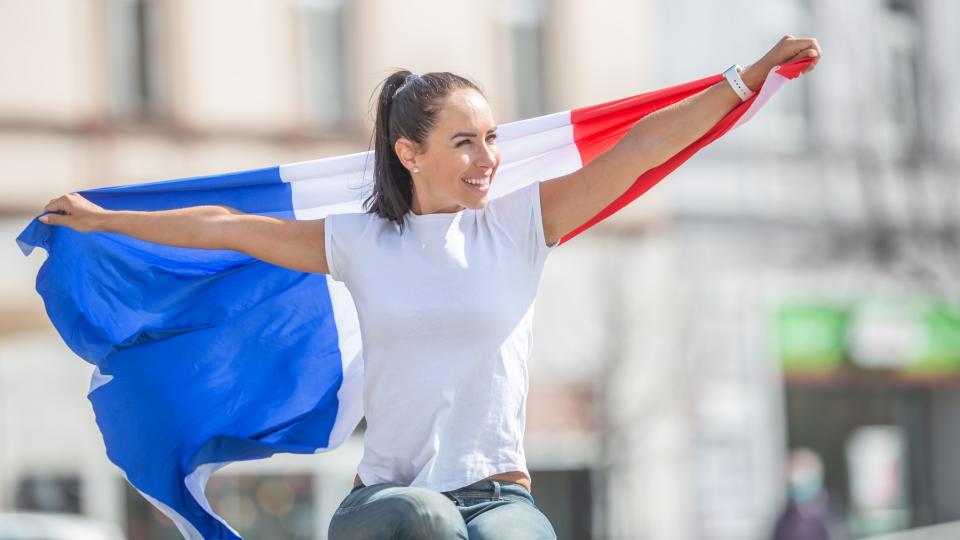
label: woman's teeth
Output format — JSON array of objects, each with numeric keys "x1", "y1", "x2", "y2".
[{"x1": 461, "y1": 177, "x2": 490, "y2": 186}]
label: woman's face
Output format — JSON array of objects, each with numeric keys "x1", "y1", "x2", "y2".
[{"x1": 397, "y1": 87, "x2": 500, "y2": 214}]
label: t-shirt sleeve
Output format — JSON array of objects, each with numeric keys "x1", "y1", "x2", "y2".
[
  {"x1": 487, "y1": 181, "x2": 559, "y2": 267},
  {"x1": 323, "y1": 213, "x2": 348, "y2": 283}
]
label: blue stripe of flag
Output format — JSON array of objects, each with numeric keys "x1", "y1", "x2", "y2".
[{"x1": 16, "y1": 166, "x2": 346, "y2": 539}]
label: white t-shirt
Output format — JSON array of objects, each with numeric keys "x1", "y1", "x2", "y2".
[{"x1": 323, "y1": 180, "x2": 558, "y2": 492}]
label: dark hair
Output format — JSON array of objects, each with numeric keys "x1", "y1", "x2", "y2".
[{"x1": 364, "y1": 69, "x2": 484, "y2": 231}]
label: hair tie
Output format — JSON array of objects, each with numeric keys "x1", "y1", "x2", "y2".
[{"x1": 392, "y1": 73, "x2": 421, "y2": 98}]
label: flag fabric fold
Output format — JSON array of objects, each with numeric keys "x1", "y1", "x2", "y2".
[{"x1": 16, "y1": 60, "x2": 810, "y2": 539}]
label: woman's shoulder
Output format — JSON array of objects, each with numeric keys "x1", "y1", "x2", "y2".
[
  {"x1": 324, "y1": 210, "x2": 392, "y2": 283},
  {"x1": 326, "y1": 209, "x2": 386, "y2": 228},
  {"x1": 483, "y1": 181, "x2": 557, "y2": 264},
  {"x1": 486, "y1": 180, "x2": 546, "y2": 216},
  {"x1": 325, "y1": 209, "x2": 398, "y2": 244}
]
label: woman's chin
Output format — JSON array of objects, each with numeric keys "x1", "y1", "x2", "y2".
[
  {"x1": 463, "y1": 196, "x2": 488, "y2": 209},
  {"x1": 459, "y1": 183, "x2": 491, "y2": 208}
]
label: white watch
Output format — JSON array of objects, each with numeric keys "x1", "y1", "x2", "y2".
[{"x1": 723, "y1": 64, "x2": 755, "y2": 101}]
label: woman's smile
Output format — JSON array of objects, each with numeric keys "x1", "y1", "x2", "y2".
[{"x1": 461, "y1": 175, "x2": 492, "y2": 191}]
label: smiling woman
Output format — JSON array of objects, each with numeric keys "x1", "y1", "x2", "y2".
[{"x1": 323, "y1": 68, "x2": 559, "y2": 540}]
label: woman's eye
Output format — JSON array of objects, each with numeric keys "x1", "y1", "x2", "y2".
[{"x1": 457, "y1": 135, "x2": 496, "y2": 147}]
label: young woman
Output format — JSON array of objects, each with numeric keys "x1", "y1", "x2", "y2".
[{"x1": 40, "y1": 35, "x2": 819, "y2": 540}]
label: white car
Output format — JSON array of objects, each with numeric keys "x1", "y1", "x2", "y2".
[{"x1": 0, "y1": 512, "x2": 125, "y2": 540}]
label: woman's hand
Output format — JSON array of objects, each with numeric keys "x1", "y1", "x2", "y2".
[
  {"x1": 741, "y1": 35, "x2": 822, "y2": 91},
  {"x1": 40, "y1": 193, "x2": 109, "y2": 232}
]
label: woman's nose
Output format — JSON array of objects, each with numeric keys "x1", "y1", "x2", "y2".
[{"x1": 478, "y1": 143, "x2": 498, "y2": 168}]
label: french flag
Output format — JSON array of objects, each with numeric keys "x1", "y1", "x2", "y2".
[{"x1": 15, "y1": 60, "x2": 809, "y2": 539}]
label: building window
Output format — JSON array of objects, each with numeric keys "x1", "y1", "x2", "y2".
[
  {"x1": 883, "y1": 0, "x2": 920, "y2": 149},
  {"x1": 104, "y1": 0, "x2": 167, "y2": 121},
  {"x1": 502, "y1": 0, "x2": 548, "y2": 120},
  {"x1": 14, "y1": 475, "x2": 82, "y2": 514},
  {"x1": 298, "y1": 0, "x2": 350, "y2": 130}
]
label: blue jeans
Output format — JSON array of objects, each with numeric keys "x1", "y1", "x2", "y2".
[{"x1": 327, "y1": 479, "x2": 557, "y2": 539}]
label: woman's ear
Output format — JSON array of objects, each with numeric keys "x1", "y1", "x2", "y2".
[{"x1": 394, "y1": 137, "x2": 420, "y2": 172}]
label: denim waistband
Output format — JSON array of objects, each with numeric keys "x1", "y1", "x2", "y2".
[
  {"x1": 449, "y1": 479, "x2": 502, "y2": 498},
  {"x1": 442, "y1": 479, "x2": 534, "y2": 507},
  {"x1": 451, "y1": 479, "x2": 522, "y2": 492}
]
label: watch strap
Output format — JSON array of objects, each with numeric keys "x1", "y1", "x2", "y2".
[{"x1": 723, "y1": 64, "x2": 756, "y2": 101}]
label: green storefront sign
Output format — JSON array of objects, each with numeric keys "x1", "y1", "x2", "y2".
[
  {"x1": 905, "y1": 302, "x2": 960, "y2": 376},
  {"x1": 776, "y1": 302, "x2": 960, "y2": 376},
  {"x1": 777, "y1": 304, "x2": 849, "y2": 374}
]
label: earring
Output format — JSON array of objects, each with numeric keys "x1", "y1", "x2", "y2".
[{"x1": 412, "y1": 166, "x2": 420, "y2": 173}]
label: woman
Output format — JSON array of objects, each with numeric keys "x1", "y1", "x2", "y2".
[{"x1": 40, "y1": 35, "x2": 820, "y2": 540}]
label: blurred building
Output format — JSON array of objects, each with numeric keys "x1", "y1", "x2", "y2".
[{"x1": 2, "y1": 0, "x2": 959, "y2": 539}]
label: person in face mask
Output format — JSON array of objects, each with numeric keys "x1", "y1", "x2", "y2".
[{"x1": 771, "y1": 447, "x2": 834, "y2": 540}]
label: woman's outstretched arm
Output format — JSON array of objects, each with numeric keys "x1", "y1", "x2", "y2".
[
  {"x1": 39, "y1": 194, "x2": 330, "y2": 274},
  {"x1": 540, "y1": 35, "x2": 821, "y2": 246}
]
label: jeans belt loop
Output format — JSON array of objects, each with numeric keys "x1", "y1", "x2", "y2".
[{"x1": 493, "y1": 480, "x2": 501, "y2": 500}]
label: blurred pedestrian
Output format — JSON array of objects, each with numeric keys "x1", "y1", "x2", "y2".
[{"x1": 772, "y1": 447, "x2": 834, "y2": 540}]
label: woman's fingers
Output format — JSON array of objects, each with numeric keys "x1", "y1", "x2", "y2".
[
  {"x1": 786, "y1": 48, "x2": 817, "y2": 63},
  {"x1": 788, "y1": 48, "x2": 820, "y2": 74},
  {"x1": 800, "y1": 37, "x2": 821, "y2": 74},
  {"x1": 753, "y1": 35, "x2": 822, "y2": 80},
  {"x1": 45, "y1": 194, "x2": 78, "y2": 213},
  {"x1": 37, "y1": 193, "x2": 106, "y2": 231},
  {"x1": 777, "y1": 36, "x2": 820, "y2": 74},
  {"x1": 41, "y1": 197, "x2": 65, "y2": 225},
  {"x1": 785, "y1": 35, "x2": 820, "y2": 55},
  {"x1": 39, "y1": 194, "x2": 81, "y2": 226},
  {"x1": 799, "y1": 47, "x2": 820, "y2": 74}
]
